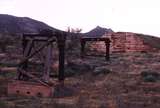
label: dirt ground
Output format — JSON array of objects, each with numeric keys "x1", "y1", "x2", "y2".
[{"x1": 0, "y1": 50, "x2": 160, "y2": 108}]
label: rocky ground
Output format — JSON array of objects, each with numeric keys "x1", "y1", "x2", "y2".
[
  {"x1": 0, "y1": 40, "x2": 160, "y2": 108},
  {"x1": 0, "y1": 49, "x2": 160, "y2": 108}
]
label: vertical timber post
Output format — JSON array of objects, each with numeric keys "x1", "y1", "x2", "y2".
[
  {"x1": 17, "y1": 36, "x2": 27, "y2": 79},
  {"x1": 56, "y1": 31, "x2": 66, "y2": 81},
  {"x1": 18, "y1": 35, "x2": 33, "y2": 80},
  {"x1": 43, "y1": 44, "x2": 52, "y2": 81},
  {"x1": 23, "y1": 38, "x2": 34, "y2": 69},
  {"x1": 80, "y1": 39, "x2": 86, "y2": 58},
  {"x1": 105, "y1": 39, "x2": 110, "y2": 61}
]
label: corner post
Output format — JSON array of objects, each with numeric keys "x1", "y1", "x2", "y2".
[
  {"x1": 80, "y1": 38, "x2": 86, "y2": 58},
  {"x1": 56, "y1": 31, "x2": 66, "y2": 81},
  {"x1": 105, "y1": 39, "x2": 110, "y2": 61}
]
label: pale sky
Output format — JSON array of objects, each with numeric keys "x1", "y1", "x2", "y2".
[{"x1": 0, "y1": 0, "x2": 160, "y2": 37}]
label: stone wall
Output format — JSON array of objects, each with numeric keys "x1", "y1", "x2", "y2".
[
  {"x1": 88, "y1": 32, "x2": 158, "y2": 53},
  {"x1": 110, "y1": 32, "x2": 155, "y2": 53}
]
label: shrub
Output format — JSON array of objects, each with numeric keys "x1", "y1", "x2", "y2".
[
  {"x1": 0, "y1": 33, "x2": 14, "y2": 52},
  {"x1": 0, "y1": 100, "x2": 7, "y2": 108}
]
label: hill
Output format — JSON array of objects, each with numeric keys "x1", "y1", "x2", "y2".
[
  {"x1": 138, "y1": 34, "x2": 160, "y2": 49},
  {"x1": 0, "y1": 14, "x2": 59, "y2": 34},
  {"x1": 0, "y1": 14, "x2": 160, "y2": 108},
  {"x1": 84, "y1": 26, "x2": 113, "y2": 37}
]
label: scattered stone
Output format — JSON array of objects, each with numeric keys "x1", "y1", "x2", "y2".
[
  {"x1": 93, "y1": 66, "x2": 111, "y2": 76},
  {"x1": 67, "y1": 59, "x2": 94, "y2": 73},
  {"x1": 0, "y1": 67, "x2": 17, "y2": 73},
  {"x1": 54, "y1": 98, "x2": 78, "y2": 107},
  {"x1": 6, "y1": 101, "x2": 15, "y2": 108},
  {"x1": 141, "y1": 71, "x2": 160, "y2": 82},
  {"x1": 0, "y1": 53, "x2": 6, "y2": 58},
  {"x1": 143, "y1": 75, "x2": 157, "y2": 82},
  {"x1": 65, "y1": 68, "x2": 76, "y2": 77}
]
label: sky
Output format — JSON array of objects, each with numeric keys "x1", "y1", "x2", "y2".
[{"x1": 0, "y1": 0, "x2": 160, "y2": 36}]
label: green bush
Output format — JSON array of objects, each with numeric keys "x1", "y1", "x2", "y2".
[
  {"x1": 0, "y1": 100, "x2": 7, "y2": 108},
  {"x1": 0, "y1": 33, "x2": 14, "y2": 52}
]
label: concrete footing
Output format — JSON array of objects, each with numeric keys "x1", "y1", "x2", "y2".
[{"x1": 8, "y1": 80, "x2": 54, "y2": 97}]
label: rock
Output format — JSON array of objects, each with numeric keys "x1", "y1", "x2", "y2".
[
  {"x1": 67, "y1": 59, "x2": 94, "y2": 74},
  {"x1": 143, "y1": 75, "x2": 157, "y2": 82},
  {"x1": 0, "y1": 53, "x2": 6, "y2": 58},
  {"x1": 54, "y1": 98, "x2": 78, "y2": 106},
  {"x1": 65, "y1": 68, "x2": 76, "y2": 77},
  {"x1": 6, "y1": 101, "x2": 15, "y2": 108},
  {"x1": 93, "y1": 66, "x2": 111, "y2": 76},
  {"x1": 0, "y1": 67, "x2": 17, "y2": 72},
  {"x1": 141, "y1": 71, "x2": 160, "y2": 82}
]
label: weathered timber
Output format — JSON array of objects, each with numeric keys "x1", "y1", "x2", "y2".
[
  {"x1": 17, "y1": 68, "x2": 50, "y2": 87},
  {"x1": 18, "y1": 30, "x2": 66, "y2": 82},
  {"x1": 56, "y1": 31, "x2": 66, "y2": 81},
  {"x1": 80, "y1": 37, "x2": 111, "y2": 60}
]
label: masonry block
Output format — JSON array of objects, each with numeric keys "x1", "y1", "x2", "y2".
[
  {"x1": 8, "y1": 80, "x2": 53, "y2": 97},
  {"x1": 88, "y1": 32, "x2": 157, "y2": 53}
]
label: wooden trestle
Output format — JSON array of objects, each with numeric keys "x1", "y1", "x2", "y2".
[{"x1": 17, "y1": 30, "x2": 66, "y2": 84}]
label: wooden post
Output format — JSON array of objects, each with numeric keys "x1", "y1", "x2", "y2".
[
  {"x1": 43, "y1": 44, "x2": 52, "y2": 81},
  {"x1": 57, "y1": 31, "x2": 66, "y2": 81},
  {"x1": 17, "y1": 36, "x2": 27, "y2": 79},
  {"x1": 18, "y1": 36, "x2": 33, "y2": 80},
  {"x1": 18, "y1": 31, "x2": 66, "y2": 83},
  {"x1": 105, "y1": 39, "x2": 110, "y2": 61},
  {"x1": 23, "y1": 39, "x2": 33, "y2": 67},
  {"x1": 80, "y1": 39, "x2": 86, "y2": 58}
]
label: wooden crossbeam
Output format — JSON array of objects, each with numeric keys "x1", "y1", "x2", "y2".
[
  {"x1": 18, "y1": 30, "x2": 66, "y2": 83},
  {"x1": 17, "y1": 68, "x2": 50, "y2": 87},
  {"x1": 80, "y1": 37, "x2": 111, "y2": 60},
  {"x1": 19, "y1": 36, "x2": 56, "y2": 66}
]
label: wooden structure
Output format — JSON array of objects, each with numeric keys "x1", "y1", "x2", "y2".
[
  {"x1": 80, "y1": 37, "x2": 111, "y2": 60},
  {"x1": 18, "y1": 30, "x2": 66, "y2": 82},
  {"x1": 8, "y1": 30, "x2": 66, "y2": 97}
]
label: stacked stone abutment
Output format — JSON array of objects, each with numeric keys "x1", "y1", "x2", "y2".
[
  {"x1": 88, "y1": 32, "x2": 158, "y2": 53},
  {"x1": 110, "y1": 32, "x2": 154, "y2": 53}
]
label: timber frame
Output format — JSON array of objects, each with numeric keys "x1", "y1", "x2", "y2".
[
  {"x1": 17, "y1": 30, "x2": 66, "y2": 86},
  {"x1": 80, "y1": 37, "x2": 111, "y2": 60}
]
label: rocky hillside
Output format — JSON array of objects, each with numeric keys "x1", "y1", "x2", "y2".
[
  {"x1": 0, "y1": 14, "x2": 160, "y2": 108},
  {"x1": 138, "y1": 33, "x2": 160, "y2": 49},
  {"x1": 84, "y1": 26, "x2": 113, "y2": 37},
  {"x1": 0, "y1": 14, "x2": 113, "y2": 37},
  {"x1": 0, "y1": 49, "x2": 160, "y2": 108},
  {"x1": 0, "y1": 14, "x2": 59, "y2": 34}
]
